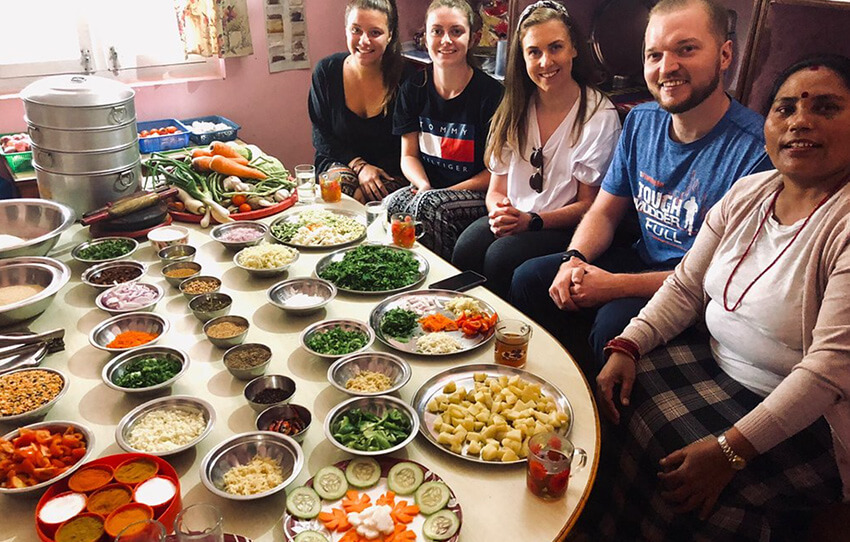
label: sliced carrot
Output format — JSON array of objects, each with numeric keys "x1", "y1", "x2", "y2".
[
  {"x1": 386, "y1": 524, "x2": 416, "y2": 542},
  {"x1": 339, "y1": 530, "x2": 362, "y2": 542},
  {"x1": 342, "y1": 490, "x2": 372, "y2": 513},
  {"x1": 376, "y1": 490, "x2": 396, "y2": 507},
  {"x1": 390, "y1": 500, "x2": 419, "y2": 524}
]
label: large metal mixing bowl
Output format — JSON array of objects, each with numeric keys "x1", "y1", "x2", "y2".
[{"x1": 0, "y1": 199, "x2": 75, "y2": 259}]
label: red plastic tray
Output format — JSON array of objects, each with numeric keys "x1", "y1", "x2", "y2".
[
  {"x1": 169, "y1": 193, "x2": 297, "y2": 224},
  {"x1": 35, "y1": 453, "x2": 182, "y2": 542}
]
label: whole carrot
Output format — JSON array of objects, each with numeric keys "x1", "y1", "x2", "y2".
[
  {"x1": 191, "y1": 148, "x2": 213, "y2": 158},
  {"x1": 209, "y1": 155, "x2": 267, "y2": 180},
  {"x1": 192, "y1": 155, "x2": 214, "y2": 172},
  {"x1": 211, "y1": 141, "x2": 245, "y2": 159}
]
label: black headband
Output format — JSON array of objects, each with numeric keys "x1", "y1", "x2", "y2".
[{"x1": 518, "y1": 0, "x2": 570, "y2": 26}]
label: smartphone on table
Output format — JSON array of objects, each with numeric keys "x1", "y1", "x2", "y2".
[{"x1": 428, "y1": 270, "x2": 487, "y2": 292}]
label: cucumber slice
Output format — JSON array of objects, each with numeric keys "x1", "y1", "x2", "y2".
[
  {"x1": 313, "y1": 466, "x2": 348, "y2": 500},
  {"x1": 345, "y1": 457, "x2": 381, "y2": 488},
  {"x1": 294, "y1": 531, "x2": 329, "y2": 542},
  {"x1": 422, "y1": 509, "x2": 460, "y2": 540},
  {"x1": 415, "y1": 481, "x2": 450, "y2": 515},
  {"x1": 286, "y1": 486, "x2": 321, "y2": 519},
  {"x1": 387, "y1": 461, "x2": 424, "y2": 496}
]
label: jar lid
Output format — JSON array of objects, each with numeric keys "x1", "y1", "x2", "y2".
[{"x1": 21, "y1": 75, "x2": 134, "y2": 107}]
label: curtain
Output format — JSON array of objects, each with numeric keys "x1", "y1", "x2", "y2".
[{"x1": 174, "y1": 0, "x2": 254, "y2": 58}]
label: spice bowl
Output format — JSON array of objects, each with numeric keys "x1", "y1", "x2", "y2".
[
  {"x1": 102, "y1": 346, "x2": 189, "y2": 396},
  {"x1": 115, "y1": 395, "x2": 215, "y2": 456},
  {"x1": 323, "y1": 395, "x2": 419, "y2": 457},
  {"x1": 299, "y1": 318, "x2": 375, "y2": 360},
  {"x1": 0, "y1": 367, "x2": 69, "y2": 424},
  {"x1": 203, "y1": 315, "x2": 249, "y2": 348},
  {"x1": 255, "y1": 403, "x2": 311, "y2": 443},
  {"x1": 147, "y1": 225, "x2": 190, "y2": 251},
  {"x1": 81, "y1": 260, "x2": 147, "y2": 290},
  {"x1": 89, "y1": 312, "x2": 170, "y2": 353},
  {"x1": 188, "y1": 292, "x2": 233, "y2": 323},
  {"x1": 243, "y1": 374, "x2": 296, "y2": 412},
  {"x1": 71, "y1": 236, "x2": 138, "y2": 265},
  {"x1": 223, "y1": 343, "x2": 272, "y2": 380},
  {"x1": 327, "y1": 352, "x2": 412, "y2": 397},
  {"x1": 157, "y1": 244, "x2": 196, "y2": 264},
  {"x1": 210, "y1": 221, "x2": 268, "y2": 251},
  {"x1": 162, "y1": 261, "x2": 202, "y2": 287},
  {"x1": 180, "y1": 275, "x2": 221, "y2": 299},
  {"x1": 95, "y1": 282, "x2": 164, "y2": 315},
  {"x1": 267, "y1": 277, "x2": 337, "y2": 315}
]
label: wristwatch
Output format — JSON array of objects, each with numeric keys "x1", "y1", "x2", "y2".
[
  {"x1": 717, "y1": 434, "x2": 747, "y2": 470},
  {"x1": 560, "y1": 249, "x2": 588, "y2": 264},
  {"x1": 528, "y1": 212, "x2": 544, "y2": 231}
]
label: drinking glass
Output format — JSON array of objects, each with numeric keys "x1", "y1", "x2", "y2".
[
  {"x1": 494, "y1": 319, "x2": 532, "y2": 368},
  {"x1": 390, "y1": 213, "x2": 424, "y2": 248},
  {"x1": 526, "y1": 432, "x2": 587, "y2": 500},
  {"x1": 294, "y1": 164, "x2": 316, "y2": 204},
  {"x1": 319, "y1": 172, "x2": 342, "y2": 203},
  {"x1": 365, "y1": 201, "x2": 387, "y2": 227},
  {"x1": 174, "y1": 503, "x2": 224, "y2": 542},
  {"x1": 115, "y1": 519, "x2": 166, "y2": 542}
]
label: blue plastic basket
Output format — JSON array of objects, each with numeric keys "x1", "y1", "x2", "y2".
[
  {"x1": 137, "y1": 119, "x2": 191, "y2": 154},
  {"x1": 181, "y1": 115, "x2": 241, "y2": 145}
]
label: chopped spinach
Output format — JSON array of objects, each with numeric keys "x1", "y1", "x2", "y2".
[
  {"x1": 113, "y1": 356, "x2": 181, "y2": 388},
  {"x1": 380, "y1": 308, "x2": 419, "y2": 342},
  {"x1": 78, "y1": 239, "x2": 133, "y2": 261},
  {"x1": 305, "y1": 326, "x2": 368, "y2": 355},
  {"x1": 318, "y1": 245, "x2": 420, "y2": 291},
  {"x1": 331, "y1": 407, "x2": 412, "y2": 451}
]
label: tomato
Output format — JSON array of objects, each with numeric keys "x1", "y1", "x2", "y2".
[
  {"x1": 140, "y1": 130, "x2": 149, "y2": 137},
  {"x1": 238, "y1": 203, "x2": 252, "y2": 213},
  {"x1": 231, "y1": 194, "x2": 247, "y2": 206},
  {"x1": 166, "y1": 126, "x2": 177, "y2": 134}
]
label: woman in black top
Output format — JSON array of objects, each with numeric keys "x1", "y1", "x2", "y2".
[{"x1": 308, "y1": 0, "x2": 408, "y2": 202}]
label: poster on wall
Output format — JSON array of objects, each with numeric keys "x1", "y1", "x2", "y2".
[{"x1": 266, "y1": 0, "x2": 310, "y2": 72}]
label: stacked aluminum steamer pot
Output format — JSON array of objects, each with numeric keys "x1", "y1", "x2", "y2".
[{"x1": 21, "y1": 76, "x2": 141, "y2": 217}]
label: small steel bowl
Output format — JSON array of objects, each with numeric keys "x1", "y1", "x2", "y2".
[
  {"x1": 327, "y1": 352, "x2": 412, "y2": 396},
  {"x1": 200, "y1": 431, "x2": 303, "y2": 501},
  {"x1": 89, "y1": 312, "x2": 169, "y2": 353},
  {"x1": 255, "y1": 403, "x2": 311, "y2": 443},
  {"x1": 157, "y1": 244, "x2": 196, "y2": 264},
  {"x1": 147, "y1": 225, "x2": 190, "y2": 251},
  {"x1": 324, "y1": 395, "x2": 419, "y2": 456},
  {"x1": 81, "y1": 260, "x2": 147, "y2": 290},
  {"x1": 95, "y1": 282, "x2": 164, "y2": 315},
  {"x1": 162, "y1": 261, "x2": 202, "y2": 287},
  {"x1": 71, "y1": 236, "x2": 138, "y2": 265},
  {"x1": 188, "y1": 292, "x2": 233, "y2": 323},
  {"x1": 203, "y1": 315, "x2": 249, "y2": 348},
  {"x1": 233, "y1": 245, "x2": 299, "y2": 278},
  {"x1": 0, "y1": 420, "x2": 95, "y2": 495},
  {"x1": 210, "y1": 221, "x2": 268, "y2": 251},
  {"x1": 102, "y1": 346, "x2": 189, "y2": 396},
  {"x1": 267, "y1": 277, "x2": 336, "y2": 315},
  {"x1": 243, "y1": 374, "x2": 296, "y2": 412},
  {"x1": 299, "y1": 319, "x2": 375, "y2": 360},
  {"x1": 115, "y1": 395, "x2": 215, "y2": 456},
  {"x1": 179, "y1": 275, "x2": 221, "y2": 299},
  {"x1": 0, "y1": 367, "x2": 68, "y2": 424},
  {"x1": 223, "y1": 343, "x2": 272, "y2": 380},
  {"x1": 0, "y1": 260, "x2": 66, "y2": 327}
]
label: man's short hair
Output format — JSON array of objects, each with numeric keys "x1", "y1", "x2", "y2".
[{"x1": 649, "y1": 0, "x2": 729, "y2": 45}]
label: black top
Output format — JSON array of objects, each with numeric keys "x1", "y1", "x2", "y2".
[
  {"x1": 393, "y1": 67, "x2": 503, "y2": 189},
  {"x1": 308, "y1": 52, "x2": 407, "y2": 176}
]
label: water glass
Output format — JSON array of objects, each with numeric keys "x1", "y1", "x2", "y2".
[
  {"x1": 174, "y1": 503, "x2": 224, "y2": 542},
  {"x1": 115, "y1": 519, "x2": 166, "y2": 542},
  {"x1": 294, "y1": 164, "x2": 316, "y2": 204},
  {"x1": 526, "y1": 432, "x2": 587, "y2": 500},
  {"x1": 494, "y1": 319, "x2": 532, "y2": 368},
  {"x1": 365, "y1": 200, "x2": 386, "y2": 227}
]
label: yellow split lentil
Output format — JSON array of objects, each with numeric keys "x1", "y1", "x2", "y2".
[{"x1": 0, "y1": 369, "x2": 64, "y2": 416}]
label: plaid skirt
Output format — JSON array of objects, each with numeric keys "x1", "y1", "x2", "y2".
[
  {"x1": 578, "y1": 331, "x2": 842, "y2": 542},
  {"x1": 384, "y1": 186, "x2": 487, "y2": 260}
]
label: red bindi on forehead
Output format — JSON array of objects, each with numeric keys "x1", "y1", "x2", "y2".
[
  {"x1": 809, "y1": 65, "x2": 820, "y2": 71},
  {"x1": 801, "y1": 91, "x2": 809, "y2": 98}
]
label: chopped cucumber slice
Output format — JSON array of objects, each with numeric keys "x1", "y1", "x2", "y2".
[
  {"x1": 286, "y1": 486, "x2": 321, "y2": 519},
  {"x1": 294, "y1": 531, "x2": 329, "y2": 542},
  {"x1": 422, "y1": 509, "x2": 460, "y2": 540},
  {"x1": 313, "y1": 466, "x2": 348, "y2": 500},
  {"x1": 387, "y1": 461, "x2": 424, "y2": 495},
  {"x1": 415, "y1": 481, "x2": 450, "y2": 515},
  {"x1": 345, "y1": 457, "x2": 381, "y2": 488}
]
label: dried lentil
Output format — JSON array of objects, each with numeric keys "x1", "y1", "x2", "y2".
[
  {"x1": 206, "y1": 321, "x2": 247, "y2": 339},
  {"x1": 182, "y1": 278, "x2": 219, "y2": 295},
  {"x1": 163, "y1": 268, "x2": 197, "y2": 279},
  {"x1": 0, "y1": 370, "x2": 64, "y2": 416},
  {"x1": 225, "y1": 345, "x2": 270, "y2": 369}
]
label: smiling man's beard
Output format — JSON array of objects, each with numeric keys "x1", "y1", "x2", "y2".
[{"x1": 653, "y1": 61, "x2": 722, "y2": 114}]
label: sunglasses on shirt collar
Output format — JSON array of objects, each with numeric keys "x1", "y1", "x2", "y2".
[{"x1": 530, "y1": 146, "x2": 544, "y2": 193}]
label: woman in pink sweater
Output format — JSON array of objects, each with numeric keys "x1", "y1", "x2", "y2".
[{"x1": 585, "y1": 54, "x2": 850, "y2": 540}]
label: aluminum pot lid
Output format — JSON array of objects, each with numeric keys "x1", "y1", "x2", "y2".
[
  {"x1": 21, "y1": 75, "x2": 134, "y2": 107},
  {"x1": 590, "y1": 0, "x2": 653, "y2": 79}
]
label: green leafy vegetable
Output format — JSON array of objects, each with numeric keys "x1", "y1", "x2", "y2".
[
  {"x1": 113, "y1": 356, "x2": 181, "y2": 388},
  {"x1": 318, "y1": 245, "x2": 421, "y2": 291},
  {"x1": 380, "y1": 308, "x2": 419, "y2": 342},
  {"x1": 305, "y1": 326, "x2": 368, "y2": 355},
  {"x1": 331, "y1": 408, "x2": 412, "y2": 451},
  {"x1": 78, "y1": 239, "x2": 133, "y2": 261}
]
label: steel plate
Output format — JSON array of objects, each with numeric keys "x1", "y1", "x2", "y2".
[
  {"x1": 314, "y1": 244, "x2": 429, "y2": 295},
  {"x1": 269, "y1": 207, "x2": 366, "y2": 249}
]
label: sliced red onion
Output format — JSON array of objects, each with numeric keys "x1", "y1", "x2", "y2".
[{"x1": 102, "y1": 282, "x2": 158, "y2": 309}]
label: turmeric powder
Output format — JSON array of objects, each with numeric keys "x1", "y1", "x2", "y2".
[{"x1": 106, "y1": 330, "x2": 159, "y2": 349}]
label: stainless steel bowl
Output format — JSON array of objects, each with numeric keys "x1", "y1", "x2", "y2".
[
  {"x1": 266, "y1": 277, "x2": 336, "y2": 315},
  {"x1": 102, "y1": 345, "x2": 189, "y2": 395},
  {"x1": 0, "y1": 420, "x2": 95, "y2": 495},
  {"x1": 323, "y1": 395, "x2": 419, "y2": 456},
  {"x1": 188, "y1": 292, "x2": 233, "y2": 323},
  {"x1": 210, "y1": 221, "x2": 268, "y2": 251},
  {"x1": 203, "y1": 314, "x2": 249, "y2": 348},
  {"x1": 71, "y1": 236, "x2": 138, "y2": 265},
  {"x1": 0, "y1": 199, "x2": 75, "y2": 259},
  {"x1": 81, "y1": 260, "x2": 146, "y2": 290},
  {"x1": 233, "y1": 244, "x2": 299, "y2": 278},
  {"x1": 299, "y1": 319, "x2": 375, "y2": 360},
  {"x1": 0, "y1": 367, "x2": 68, "y2": 423},
  {"x1": 115, "y1": 395, "x2": 215, "y2": 456},
  {"x1": 327, "y1": 352, "x2": 412, "y2": 396},
  {"x1": 223, "y1": 342, "x2": 271, "y2": 380},
  {"x1": 200, "y1": 431, "x2": 303, "y2": 501},
  {"x1": 243, "y1": 374, "x2": 296, "y2": 412},
  {"x1": 89, "y1": 312, "x2": 169, "y2": 353},
  {"x1": 95, "y1": 282, "x2": 163, "y2": 315},
  {"x1": 179, "y1": 275, "x2": 221, "y2": 299},
  {"x1": 255, "y1": 403, "x2": 311, "y2": 443},
  {"x1": 0, "y1": 258, "x2": 70, "y2": 327},
  {"x1": 162, "y1": 261, "x2": 202, "y2": 287},
  {"x1": 157, "y1": 244, "x2": 196, "y2": 264}
]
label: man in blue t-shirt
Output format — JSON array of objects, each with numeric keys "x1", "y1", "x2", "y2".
[{"x1": 510, "y1": 0, "x2": 772, "y2": 372}]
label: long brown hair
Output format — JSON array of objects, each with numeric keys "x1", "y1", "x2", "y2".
[
  {"x1": 425, "y1": 0, "x2": 480, "y2": 67},
  {"x1": 346, "y1": 0, "x2": 404, "y2": 114},
  {"x1": 485, "y1": 3, "x2": 603, "y2": 165}
]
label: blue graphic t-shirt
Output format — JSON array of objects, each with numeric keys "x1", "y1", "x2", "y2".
[
  {"x1": 393, "y1": 67, "x2": 503, "y2": 189},
  {"x1": 601, "y1": 99, "x2": 772, "y2": 267}
]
